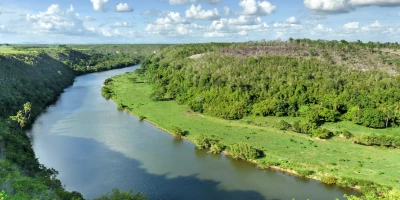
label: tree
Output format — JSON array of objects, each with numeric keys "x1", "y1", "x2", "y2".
[{"x1": 10, "y1": 102, "x2": 31, "y2": 129}]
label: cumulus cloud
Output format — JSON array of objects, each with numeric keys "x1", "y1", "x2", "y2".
[
  {"x1": 343, "y1": 21, "x2": 359, "y2": 30},
  {"x1": 286, "y1": 16, "x2": 300, "y2": 24},
  {"x1": 115, "y1": 3, "x2": 134, "y2": 12},
  {"x1": 91, "y1": 0, "x2": 109, "y2": 12},
  {"x1": 185, "y1": 4, "x2": 220, "y2": 20},
  {"x1": 26, "y1": 4, "x2": 93, "y2": 36},
  {"x1": 155, "y1": 12, "x2": 187, "y2": 24},
  {"x1": 169, "y1": 0, "x2": 222, "y2": 5},
  {"x1": 146, "y1": 11, "x2": 203, "y2": 36},
  {"x1": 239, "y1": 0, "x2": 276, "y2": 16},
  {"x1": 204, "y1": 15, "x2": 268, "y2": 38},
  {"x1": 304, "y1": 0, "x2": 400, "y2": 14}
]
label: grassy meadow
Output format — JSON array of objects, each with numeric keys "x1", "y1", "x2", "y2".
[{"x1": 107, "y1": 71, "x2": 400, "y2": 191}]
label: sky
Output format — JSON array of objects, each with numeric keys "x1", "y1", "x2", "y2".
[{"x1": 0, "y1": 0, "x2": 399, "y2": 44}]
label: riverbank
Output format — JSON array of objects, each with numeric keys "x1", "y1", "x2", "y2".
[{"x1": 105, "y1": 71, "x2": 400, "y2": 198}]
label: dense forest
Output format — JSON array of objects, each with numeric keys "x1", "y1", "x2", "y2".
[
  {"x1": 141, "y1": 41, "x2": 400, "y2": 128},
  {"x1": 0, "y1": 45, "x2": 162, "y2": 199}
]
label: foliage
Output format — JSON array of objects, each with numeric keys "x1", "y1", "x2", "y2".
[
  {"x1": 209, "y1": 142, "x2": 225, "y2": 154},
  {"x1": 353, "y1": 134, "x2": 400, "y2": 148},
  {"x1": 278, "y1": 120, "x2": 292, "y2": 130},
  {"x1": 107, "y1": 71, "x2": 400, "y2": 195},
  {"x1": 94, "y1": 188, "x2": 146, "y2": 200},
  {"x1": 139, "y1": 42, "x2": 400, "y2": 129},
  {"x1": 194, "y1": 135, "x2": 212, "y2": 149},
  {"x1": 228, "y1": 142, "x2": 261, "y2": 161},
  {"x1": 171, "y1": 126, "x2": 187, "y2": 138},
  {"x1": 321, "y1": 175, "x2": 338, "y2": 185},
  {"x1": 342, "y1": 130, "x2": 354, "y2": 139}
]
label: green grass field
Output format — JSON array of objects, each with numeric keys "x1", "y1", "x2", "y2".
[
  {"x1": 108, "y1": 72, "x2": 400, "y2": 190},
  {"x1": 0, "y1": 46, "x2": 31, "y2": 54}
]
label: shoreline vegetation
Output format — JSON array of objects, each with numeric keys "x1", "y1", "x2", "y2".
[
  {"x1": 0, "y1": 44, "x2": 166, "y2": 199},
  {"x1": 103, "y1": 40, "x2": 400, "y2": 200}
]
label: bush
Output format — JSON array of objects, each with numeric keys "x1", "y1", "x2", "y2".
[
  {"x1": 342, "y1": 130, "x2": 354, "y2": 139},
  {"x1": 312, "y1": 128, "x2": 334, "y2": 139},
  {"x1": 278, "y1": 120, "x2": 291, "y2": 130},
  {"x1": 101, "y1": 86, "x2": 112, "y2": 99},
  {"x1": 297, "y1": 169, "x2": 315, "y2": 177},
  {"x1": 171, "y1": 126, "x2": 187, "y2": 137},
  {"x1": 194, "y1": 135, "x2": 212, "y2": 149},
  {"x1": 138, "y1": 116, "x2": 146, "y2": 121},
  {"x1": 321, "y1": 175, "x2": 337, "y2": 185},
  {"x1": 117, "y1": 103, "x2": 126, "y2": 111},
  {"x1": 208, "y1": 142, "x2": 225, "y2": 154},
  {"x1": 228, "y1": 142, "x2": 262, "y2": 161},
  {"x1": 104, "y1": 78, "x2": 113, "y2": 85}
]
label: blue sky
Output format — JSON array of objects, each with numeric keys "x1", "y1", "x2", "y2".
[{"x1": 0, "y1": 0, "x2": 399, "y2": 44}]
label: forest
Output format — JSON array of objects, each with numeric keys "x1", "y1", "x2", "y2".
[
  {"x1": 0, "y1": 44, "x2": 163, "y2": 199},
  {"x1": 102, "y1": 39, "x2": 400, "y2": 200}
]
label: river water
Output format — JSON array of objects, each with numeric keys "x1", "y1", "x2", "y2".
[{"x1": 28, "y1": 65, "x2": 359, "y2": 200}]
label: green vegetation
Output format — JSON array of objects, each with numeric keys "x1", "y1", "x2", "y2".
[
  {"x1": 0, "y1": 44, "x2": 163, "y2": 199},
  {"x1": 104, "y1": 40, "x2": 400, "y2": 200},
  {"x1": 94, "y1": 188, "x2": 146, "y2": 200}
]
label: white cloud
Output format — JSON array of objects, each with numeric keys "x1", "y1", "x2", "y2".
[
  {"x1": 146, "y1": 11, "x2": 202, "y2": 36},
  {"x1": 26, "y1": 4, "x2": 93, "y2": 36},
  {"x1": 113, "y1": 22, "x2": 135, "y2": 27},
  {"x1": 304, "y1": 0, "x2": 400, "y2": 14},
  {"x1": 361, "y1": 20, "x2": 382, "y2": 32},
  {"x1": 91, "y1": 0, "x2": 109, "y2": 12},
  {"x1": 115, "y1": 3, "x2": 134, "y2": 12},
  {"x1": 155, "y1": 12, "x2": 187, "y2": 24},
  {"x1": 185, "y1": 4, "x2": 220, "y2": 20},
  {"x1": 204, "y1": 15, "x2": 268, "y2": 38},
  {"x1": 85, "y1": 16, "x2": 96, "y2": 21},
  {"x1": 169, "y1": 0, "x2": 222, "y2": 5},
  {"x1": 239, "y1": 0, "x2": 276, "y2": 16},
  {"x1": 224, "y1": 6, "x2": 231, "y2": 15},
  {"x1": 228, "y1": 15, "x2": 261, "y2": 25},
  {"x1": 286, "y1": 16, "x2": 299, "y2": 24},
  {"x1": 343, "y1": 21, "x2": 359, "y2": 29}
]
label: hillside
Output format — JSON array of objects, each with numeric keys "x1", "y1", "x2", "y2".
[
  {"x1": 104, "y1": 40, "x2": 400, "y2": 200},
  {"x1": 0, "y1": 45, "x2": 163, "y2": 199}
]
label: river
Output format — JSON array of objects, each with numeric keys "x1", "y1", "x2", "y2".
[{"x1": 28, "y1": 65, "x2": 359, "y2": 200}]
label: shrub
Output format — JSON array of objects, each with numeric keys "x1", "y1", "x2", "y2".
[
  {"x1": 104, "y1": 78, "x2": 113, "y2": 85},
  {"x1": 228, "y1": 142, "x2": 261, "y2": 161},
  {"x1": 101, "y1": 86, "x2": 112, "y2": 99},
  {"x1": 342, "y1": 130, "x2": 354, "y2": 139},
  {"x1": 171, "y1": 126, "x2": 187, "y2": 137},
  {"x1": 297, "y1": 169, "x2": 315, "y2": 177},
  {"x1": 278, "y1": 120, "x2": 291, "y2": 130},
  {"x1": 208, "y1": 142, "x2": 225, "y2": 154},
  {"x1": 321, "y1": 175, "x2": 337, "y2": 185},
  {"x1": 138, "y1": 116, "x2": 146, "y2": 121},
  {"x1": 194, "y1": 135, "x2": 212, "y2": 149},
  {"x1": 312, "y1": 128, "x2": 334, "y2": 139},
  {"x1": 117, "y1": 103, "x2": 126, "y2": 111}
]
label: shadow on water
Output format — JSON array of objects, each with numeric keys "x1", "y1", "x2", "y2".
[{"x1": 45, "y1": 135, "x2": 266, "y2": 200}]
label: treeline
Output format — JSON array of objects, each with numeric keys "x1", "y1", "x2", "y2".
[
  {"x1": 0, "y1": 54, "x2": 82, "y2": 199},
  {"x1": 140, "y1": 42, "x2": 400, "y2": 129}
]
